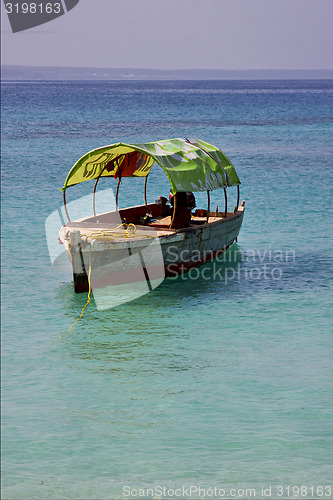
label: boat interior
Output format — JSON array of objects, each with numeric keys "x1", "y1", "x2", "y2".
[{"x1": 67, "y1": 198, "x2": 240, "y2": 233}]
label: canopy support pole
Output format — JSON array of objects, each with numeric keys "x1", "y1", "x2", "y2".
[
  {"x1": 92, "y1": 167, "x2": 108, "y2": 217},
  {"x1": 170, "y1": 192, "x2": 177, "y2": 228},
  {"x1": 224, "y1": 188, "x2": 228, "y2": 218},
  {"x1": 237, "y1": 185, "x2": 240, "y2": 209},
  {"x1": 92, "y1": 177, "x2": 100, "y2": 217},
  {"x1": 63, "y1": 190, "x2": 71, "y2": 222},
  {"x1": 207, "y1": 191, "x2": 210, "y2": 222},
  {"x1": 93, "y1": 160, "x2": 119, "y2": 217},
  {"x1": 115, "y1": 178, "x2": 121, "y2": 209},
  {"x1": 144, "y1": 175, "x2": 148, "y2": 209}
]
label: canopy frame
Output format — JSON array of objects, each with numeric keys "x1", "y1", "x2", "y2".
[
  {"x1": 61, "y1": 138, "x2": 241, "y2": 223},
  {"x1": 92, "y1": 158, "x2": 119, "y2": 217}
]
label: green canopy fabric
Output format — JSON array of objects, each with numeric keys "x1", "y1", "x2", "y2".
[{"x1": 61, "y1": 138, "x2": 240, "y2": 193}]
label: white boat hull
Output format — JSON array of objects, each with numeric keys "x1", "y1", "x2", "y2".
[{"x1": 59, "y1": 204, "x2": 245, "y2": 293}]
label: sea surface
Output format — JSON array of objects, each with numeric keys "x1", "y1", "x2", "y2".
[{"x1": 1, "y1": 80, "x2": 333, "y2": 500}]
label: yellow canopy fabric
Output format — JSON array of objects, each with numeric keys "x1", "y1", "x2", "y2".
[{"x1": 61, "y1": 138, "x2": 240, "y2": 193}]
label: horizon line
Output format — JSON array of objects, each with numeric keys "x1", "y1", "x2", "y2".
[
  {"x1": 2, "y1": 64, "x2": 333, "y2": 71},
  {"x1": 2, "y1": 65, "x2": 332, "y2": 81}
]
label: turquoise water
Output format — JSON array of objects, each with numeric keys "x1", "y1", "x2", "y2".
[{"x1": 1, "y1": 80, "x2": 333, "y2": 499}]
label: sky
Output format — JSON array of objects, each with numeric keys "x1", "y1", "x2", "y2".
[{"x1": 1, "y1": 0, "x2": 333, "y2": 70}]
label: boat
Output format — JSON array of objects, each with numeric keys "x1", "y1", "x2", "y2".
[{"x1": 58, "y1": 138, "x2": 245, "y2": 299}]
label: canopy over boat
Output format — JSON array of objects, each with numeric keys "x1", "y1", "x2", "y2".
[{"x1": 62, "y1": 138, "x2": 240, "y2": 194}]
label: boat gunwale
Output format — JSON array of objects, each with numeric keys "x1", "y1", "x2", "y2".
[{"x1": 59, "y1": 205, "x2": 245, "y2": 249}]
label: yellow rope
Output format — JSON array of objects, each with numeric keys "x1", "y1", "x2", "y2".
[
  {"x1": 90, "y1": 222, "x2": 136, "y2": 238},
  {"x1": 66, "y1": 224, "x2": 156, "y2": 256},
  {"x1": 60, "y1": 222, "x2": 155, "y2": 338},
  {"x1": 80, "y1": 223, "x2": 156, "y2": 243}
]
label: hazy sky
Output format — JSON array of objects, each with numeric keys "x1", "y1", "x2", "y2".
[{"x1": 1, "y1": 0, "x2": 333, "y2": 69}]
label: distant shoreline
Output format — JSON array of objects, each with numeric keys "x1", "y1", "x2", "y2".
[{"x1": 2, "y1": 65, "x2": 333, "y2": 81}]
